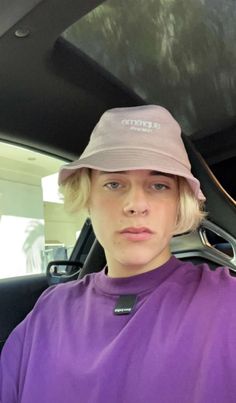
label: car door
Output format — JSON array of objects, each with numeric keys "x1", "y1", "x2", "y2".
[{"x1": 0, "y1": 143, "x2": 88, "y2": 352}]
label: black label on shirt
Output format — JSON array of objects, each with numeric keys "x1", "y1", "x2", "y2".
[{"x1": 114, "y1": 295, "x2": 137, "y2": 315}]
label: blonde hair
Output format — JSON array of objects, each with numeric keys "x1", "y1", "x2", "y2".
[
  {"x1": 60, "y1": 169, "x2": 206, "y2": 234},
  {"x1": 173, "y1": 177, "x2": 206, "y2": 235},
  {"x1": 60, "y1": 168, "x2": 91, "y2": 213}
]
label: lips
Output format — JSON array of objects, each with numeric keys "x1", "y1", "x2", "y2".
[
  {"x1": 121, "y1": 227, "x2": 153, "y2": 234},
  {"x1": 120, "y1": 227, "x2": 153, "y2": 241}
]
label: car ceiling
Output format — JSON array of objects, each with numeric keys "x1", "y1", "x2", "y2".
[{"x1": 0, "y1": 0, "x2": 235, "y2": 198}]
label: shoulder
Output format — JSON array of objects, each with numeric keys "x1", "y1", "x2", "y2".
[
  {"x1": 32, "y1": 271, "x2": 97, "y2": 314},
  {"x1": 173, "y1": 258, "x2": 236, "y2": 301},
  {"x1": 3, "y1": 272, "x2": 97, "y2": 346},
  {"x1": 173, "y1": 257, "x2": 235, "y2": 282}
]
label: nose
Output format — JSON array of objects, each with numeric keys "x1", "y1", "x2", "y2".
[{"x1": 123, "y1": 186, "x2": 150, "y2": 216}]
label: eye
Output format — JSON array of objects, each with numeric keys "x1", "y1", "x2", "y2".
[
  {"x1": 152, "y1": 183, "x2": 169, "y2": 191},
  {"x1": 104, "y1": 181, "x2": 122, "y2": 190}
]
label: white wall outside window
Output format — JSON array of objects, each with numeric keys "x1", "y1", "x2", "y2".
[{"x1": 0, "y1": 142, "x2": 87, "y2": 279}]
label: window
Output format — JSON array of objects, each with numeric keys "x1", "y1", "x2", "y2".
[{"x1": 0, "y1": 142, "x2": 87, "y2": 279}]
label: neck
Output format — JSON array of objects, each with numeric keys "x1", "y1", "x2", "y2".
[{"x1": 105, "y1": 250, "x2": 172, "y2": 278}]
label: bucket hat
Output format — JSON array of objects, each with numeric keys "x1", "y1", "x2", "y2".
[{"x1": 59, "y1": 105, "x2": 205, "y2": 201}]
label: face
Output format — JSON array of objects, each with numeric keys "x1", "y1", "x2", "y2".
[{"x1": 88, "y1": 169, "x2": 179, "y2": 278}]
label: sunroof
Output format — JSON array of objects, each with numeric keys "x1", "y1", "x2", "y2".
[{"x1": 62, "y1": 0, "x2": 236, "y2": 136}]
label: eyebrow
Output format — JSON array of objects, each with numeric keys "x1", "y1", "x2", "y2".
[{"x1": 98, "y1": 170, "x2": 175, "y2": 178}]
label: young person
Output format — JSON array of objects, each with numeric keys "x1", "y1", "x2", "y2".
[{"x1": 1, "y1": 105, "x2": 236, "y2": 403}]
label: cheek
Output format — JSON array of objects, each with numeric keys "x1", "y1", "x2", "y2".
[
  {"x1": 90, "y1": 194, "x2": 121, "y2": 219},
  {"x1": 89, "y1": 213, "x2": 105, "y2": 247},
  {"x1": 89, "y1": 199, "x2": 119, "y2": 243},
  {"x1": 90, "y1": 200, "x2": 117, "y2": 220},
  {"x1": 157, "y1": 201, "x2": 179, "y2": 229},
  {"x1": 168, "y1": 204, "x2": 179, "y2": 229},
  {"x1": 90, "y1": 215, "x2": 119, "y2": 252}
]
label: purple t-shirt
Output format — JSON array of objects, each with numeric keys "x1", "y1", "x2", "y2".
[{"x1": 1, "y1": 256, "x2": 236, "y2": 403}]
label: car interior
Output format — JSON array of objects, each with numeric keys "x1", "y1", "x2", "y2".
[{"x1": 0, "y1": 0, "x2": 235, "y2": 353}]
